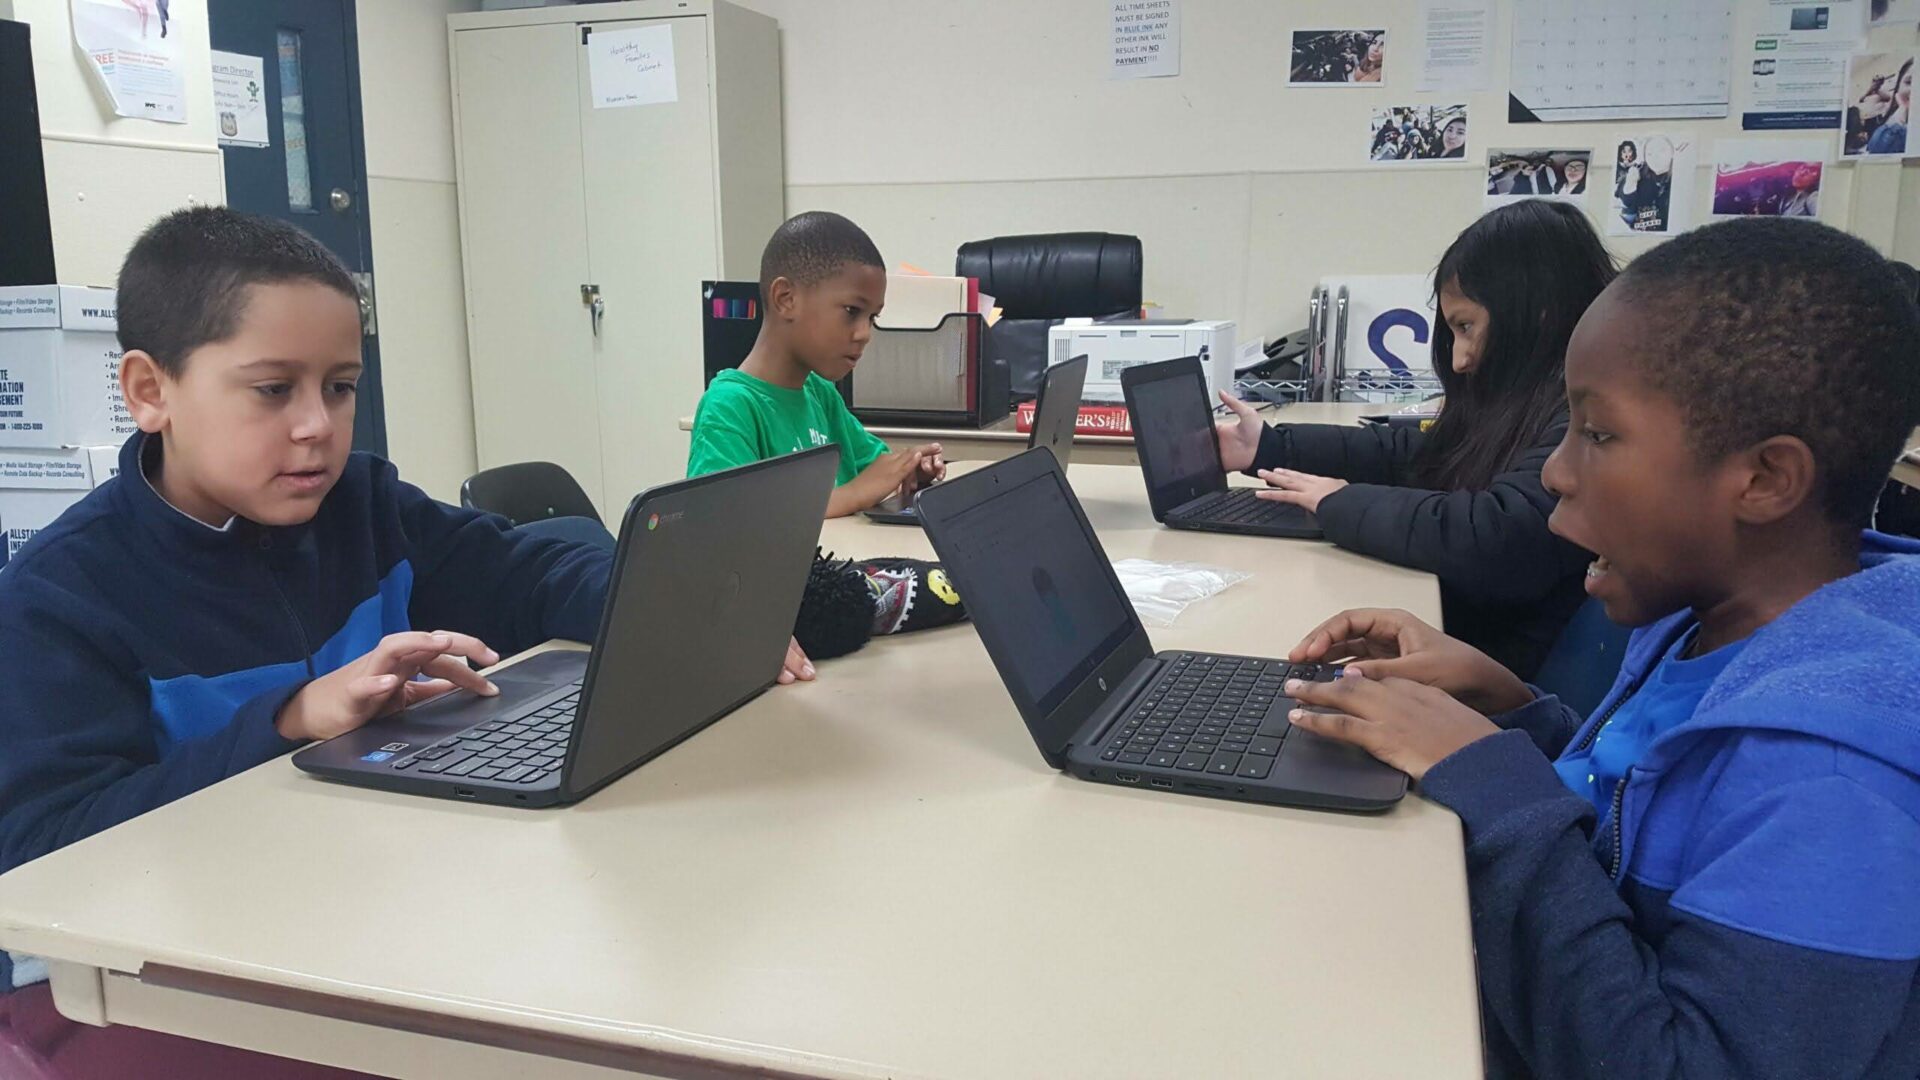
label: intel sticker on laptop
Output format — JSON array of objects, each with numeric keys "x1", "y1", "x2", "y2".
[{"x1": 360, "y1": 750, "x2": 395, "y2": 763}]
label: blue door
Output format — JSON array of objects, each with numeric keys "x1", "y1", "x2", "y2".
[{"x1": 208, "y1": 0, "x2": 385, "y2": 456}]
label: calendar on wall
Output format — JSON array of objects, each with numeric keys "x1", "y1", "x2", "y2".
[{"x1": 1509, "y1": 0, "x2": 1736, "y2": 122}]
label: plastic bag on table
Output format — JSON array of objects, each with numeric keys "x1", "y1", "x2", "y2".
[{"x1": 1110, "y1": 559, "x2": 1251, "y2": 628}]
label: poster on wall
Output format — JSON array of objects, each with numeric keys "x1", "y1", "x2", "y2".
[
  {"x1": 1111, "y1": 0, "x2": 1180, "y2": 79},
  {"x1": 210, "y1": 51, "x2": 269, "y2": 148},
  {"x1": 1367, "y1": 104, "x2": 1468, "y2": 163},
  {"x1": 1607, "y1": 134, "x2": 1700, "y2": 235},
  {"x1": 1711, "y1": 139, "x2": 1828, "y2": 218},
  {"x1": 69, "y1": 0, "x2": 186, "y2": 123},
  {"x1": 1484, "y1": 148, "x2": 1592, "y2": 208},
  {"x1": 1742, "y1": 0, "x2": 1866, "y2": 130},
  {"x1": 1843, "y1": 50, "x2": 1916, "y2": 157},
  {"x1": 1289, "y1": 30, "x2": 1387, "y2": 86}
]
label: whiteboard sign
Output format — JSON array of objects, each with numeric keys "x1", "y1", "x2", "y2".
[
  {"x1": 211, "y1": 51, "x2": 269, "y2": 148},
  {"x1": 589, "y1": 24, "x2": 678, "y2": 109}
]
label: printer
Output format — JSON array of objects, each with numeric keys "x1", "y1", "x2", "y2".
[{"x1": 1050, "y1": 319, "x2": 1236, "y2": 402}]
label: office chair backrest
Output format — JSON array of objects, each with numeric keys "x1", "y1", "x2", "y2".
[
  {"x1": 955, "y1": 232, "x2": 1142, "y2": 319},
  {"x1": 460, "y1": 461, "x2": 602, "y2": 527}
]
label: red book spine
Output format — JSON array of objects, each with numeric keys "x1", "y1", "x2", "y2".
[{"x1": 1013, "y1": 403, "x2": 1133, "y2": 436}]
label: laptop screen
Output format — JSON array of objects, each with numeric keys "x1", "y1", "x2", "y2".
[
  {"x1": 940, "y1": 468, "x2": 1137, "y2": 721},
  {"x1": 1129, "y1": 365, "x2": 1225, "y2": 513}
]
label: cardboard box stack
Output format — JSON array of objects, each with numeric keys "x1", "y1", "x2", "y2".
[{"x1": 0, "y1": 285, "x2": 136, "y2": 567}]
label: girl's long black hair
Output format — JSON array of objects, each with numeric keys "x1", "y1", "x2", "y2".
[{"x1": 1415, "y1": 200, "x2": 1618, "y2": 491}]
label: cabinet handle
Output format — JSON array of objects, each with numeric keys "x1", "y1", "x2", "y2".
[{"x1": 581, "y1": 284, "x2": 604, "y2": 338}]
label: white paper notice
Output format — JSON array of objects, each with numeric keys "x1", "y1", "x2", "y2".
[
  {"x1": 1742, "y1": 0, "x2": 1864, "y2": 129},
  {"x1": 69, "y1": 0, "x2": 186, "y2": 123},
  {"x1": 210, "y1": 51, "x2": 268, "y2": 148},
  {"x1": 1418, "y1": 0, "x2": 1493, "y2": 93},
  {"x1": 1111, "y1": 0, "x2": 1180, "y2": 79},
  {"x1": 588, "y1": 24, "x2": 678, "y2": 109}
]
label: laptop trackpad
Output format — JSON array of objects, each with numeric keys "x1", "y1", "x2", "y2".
[
  {"x1": 321, "y1": 670, "x2": 574, "y2": 759},
  {"x1": 1272, "y1": 727, "x2": 1406, "y2": 801}
]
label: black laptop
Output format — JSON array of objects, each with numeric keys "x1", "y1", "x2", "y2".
[
  {"x1": 914, "y1": 448, "x2": 1406, "y2": 812},
  {"x1": 1120, "y1": 356, "x2": 1323, "y2": 539},
  {"x1": 864, "y1": 354, "x2": 1090, "y2": 525},
  {"x1": 293, "y1": 446, "x2": 838, "y2": 808}
]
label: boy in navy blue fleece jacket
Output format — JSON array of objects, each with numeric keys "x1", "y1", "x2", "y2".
[{"x1": 1281, "y1": 218, "x2": 1920, "y2": 1079}]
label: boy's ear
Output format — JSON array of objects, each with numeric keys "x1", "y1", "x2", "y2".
[
  {"x1": 765, "y1": 275, "x2": 799, "y2": 320},
  {"x1": 120, "y1": 350, "x2": 171, "y2": 435},
  {"x1": 1730, "y1": 434, "x2": 1819, "y2": 526}
]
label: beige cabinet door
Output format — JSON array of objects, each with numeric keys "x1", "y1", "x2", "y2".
[
  {"x1": 452, "y1": 24, "x2": 605, "y2": 514},
  {"x1": 575, "y1": 16, "x2": 718, "y2": 510}
]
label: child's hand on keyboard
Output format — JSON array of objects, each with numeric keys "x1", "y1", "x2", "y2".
[
  {"x1": 1283, "y1": 671, "x2": 1502, "y2": 781},
  {"x1": 1289, "y1": 608, "x2": 1534, "y2": 716},
  {"x1": 1254, "y1": 468, "x2": 1346, "y2": 514},
  {"x1": 275, "y1": 631, "x2": 501, "y2": 742}
]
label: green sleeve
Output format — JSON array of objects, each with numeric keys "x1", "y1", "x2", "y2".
[
  {"x1": 686, "y1": 384, "x2": 767, "y2": 478},
  {"x1": 815, "y1": 379, "x2": 888, "y2": 476}
]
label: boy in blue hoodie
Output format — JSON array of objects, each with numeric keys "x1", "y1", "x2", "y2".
[
  {"x1": 1280, "y1": 218, "x2": 1920, "y2": 1078},
  {"x1": 0, "y1": 208, "x2": 803, "y2": 1076}
]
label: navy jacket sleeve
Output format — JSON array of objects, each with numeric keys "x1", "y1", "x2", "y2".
[
  {"x1": 1492, "y1": 690, "x2": 1585, "y2": 759},
  {"x1": 1421, "y1": 731, "x2": 1920, "y2": 1080},
  {"x1": 1251, "y1": 420, "x2": 1426, "y2": 486},
  {"x1": 393, "y1": 473, "x2": 612, "y2": 657},
  {"x1": 1256, "y1": 414, "x2": 1587, "y2": 606},
  {"x1": 0, "y1": 574, "x2": 303, "y2": 875}
]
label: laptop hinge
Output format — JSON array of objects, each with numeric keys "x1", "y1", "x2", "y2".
[{"x1": 1073, "y1": 656, "x2": 1164, "y2": 751}]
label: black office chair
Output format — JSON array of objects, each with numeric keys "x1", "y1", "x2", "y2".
[
  {"x1": 460, "y1": 461, "x2": 602, "y2": 527},
  {"x1": 956, "y1": 232, "x2": 1143, "y2": 404}
]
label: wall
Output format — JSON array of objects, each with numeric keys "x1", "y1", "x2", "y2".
[
  {"x1": 8, "y1": 0, "x2": 478, "y2": 500},
  {"x1": 357, "y1": 0, "x2": 483, "y2": 501},
  {"x1": 735, "y1": 0, "x2": 1920, "y2": 348}
]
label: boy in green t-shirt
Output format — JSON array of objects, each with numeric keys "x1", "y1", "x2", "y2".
[{"x1": 688, "y1": 211, "x2": 944, "y2": 517}]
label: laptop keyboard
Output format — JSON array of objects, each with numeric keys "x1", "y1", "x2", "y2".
[
  {"x1": 1185, "y1": 488, "x2": 1304, "y2": 527},
  {"x1": 1098, "y1": 655, "x2": 1338, "y2": 781},
  {"x1": 389, "y1": 681, "x2": 582, "y2": 785}
]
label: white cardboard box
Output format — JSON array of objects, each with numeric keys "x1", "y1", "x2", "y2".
[
  {"x1": 0, "y1": 285, "x2": 137, "y2": 450},
  {"x1": 0, "y1": 445, "x2": 120, "y2": 564}
]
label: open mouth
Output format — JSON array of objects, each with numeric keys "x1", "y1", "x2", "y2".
[{"x1": 1584, "y1": 555, "x2": 1612, "y2": 594}]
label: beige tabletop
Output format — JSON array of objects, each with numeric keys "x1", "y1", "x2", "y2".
[{"x1": 0, "y1": 464, "x2": 1479, "y2": 1080}]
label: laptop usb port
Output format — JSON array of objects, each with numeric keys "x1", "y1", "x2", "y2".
[
  {"x1": 1149, "y1": 777, "x2": 1173, "y2": 789},
  {"x1": 1116, "y1": 772, "x2": 1141, "y2": 784}
]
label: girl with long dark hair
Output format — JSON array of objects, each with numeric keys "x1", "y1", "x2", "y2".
[{"x1": 1215, "y1": 200, "x2": 1616, "y2": 676}]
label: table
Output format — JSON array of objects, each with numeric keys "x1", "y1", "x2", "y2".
[
  {"x1": 677, "y1": 401, "x2": 1384, "y2": 467},
  {"x1": 0, "y1": 465, "x2": 1479, "y2": 1080}
]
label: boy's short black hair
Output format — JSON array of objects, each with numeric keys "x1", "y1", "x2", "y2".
[
  {"x1": 117, "y1": 206, "x2": 356, "y2": 376},
  {"x1": 1616, "y1": 218, "x2": 1920, "y2": 532},
  {"x1": 758, "y1": 211, "x2": 884, "y2": 294}
]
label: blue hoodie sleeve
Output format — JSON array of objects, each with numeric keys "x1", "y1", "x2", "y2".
[
  {"x1": 0, "y1": 575, "x2": 304, "y2": 876},
  {"x1": 1420, "y1": 731, "x2": 1920, "y2": 1080},
  {"x1": 391, "y1": 471, "x2": 612, "y2": 658}
]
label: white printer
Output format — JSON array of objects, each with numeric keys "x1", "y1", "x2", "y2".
[{"x1": 1049, "y1": 319, "x2": 1236, "y2": 402}]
